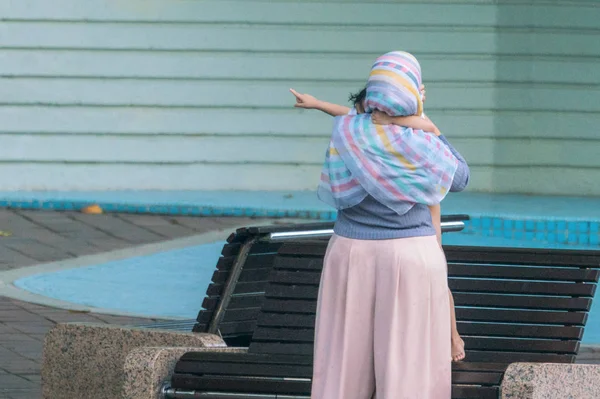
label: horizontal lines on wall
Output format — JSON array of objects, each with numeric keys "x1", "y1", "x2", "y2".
[{"x1": 0, "y1": 0, "x2": 598, "y2": 192}]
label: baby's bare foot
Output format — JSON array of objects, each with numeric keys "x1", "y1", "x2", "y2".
[{"x1": 452, "y1": 335, "x2": 465, "y2": 362}]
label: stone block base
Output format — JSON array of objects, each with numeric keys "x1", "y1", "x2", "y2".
[
  {"x1": 42, "y1": 323, "x2": 225, "y2": 399},
  {"x1": 501, "y1": 363, "x2": 600, "y2": 399},
  {"x1": 123, "y1": 346, "x2": 246, "y2": 399}
]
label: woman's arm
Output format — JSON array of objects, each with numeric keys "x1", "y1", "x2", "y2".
[
  {"x1": 371, "y1": 111, "x2": 440, "y2": 135},
  {"x1": 290, "y1": 89, "x2": 351, "y2": 116},
  {"x1": 438, "y1": 135, "x2": 470, "y2": 192}
]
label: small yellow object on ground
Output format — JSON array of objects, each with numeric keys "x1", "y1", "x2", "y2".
[
  {"x1": 0, "y1": 230, "x2": 11, "y2": 237},
  {"x1": 81, "y1": 204, "x2": 103, "y2": 214}
]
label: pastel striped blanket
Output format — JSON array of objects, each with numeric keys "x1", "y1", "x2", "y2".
[{"x1": 317, "y1": 51, "x2": 459, "y2": 215}]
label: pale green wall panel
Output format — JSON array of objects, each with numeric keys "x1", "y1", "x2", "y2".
[
  {"x1": 493, "y1": 2, "x2": 600, "y2": 196},
  {"x1": 0, "y1": 0, "x2": 597, "y2": 195}
]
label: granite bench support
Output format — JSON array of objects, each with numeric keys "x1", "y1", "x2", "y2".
[
  {"x1": 42, "y1": 323, "x2": 224, "y2": 399},
  {"x1": 123, "y1": 347, "x2": 246, "y2": 399},
  {"x1": 501, "y1": 363, "x2": 600, "y2": 399}
]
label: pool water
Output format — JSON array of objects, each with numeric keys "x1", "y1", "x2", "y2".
[{"x1": 13, "y1": 224, "x2": 600, "y2": 343}]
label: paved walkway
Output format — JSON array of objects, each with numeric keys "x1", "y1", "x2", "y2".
[
  {"x1": 0, "y1": 208, "x2": 598, "y2": 398},
  {"x1": 0, "y1": 209, "x2": 258, "y2": 399}
]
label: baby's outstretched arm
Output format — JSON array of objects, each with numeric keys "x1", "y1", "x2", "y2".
[
  {"x1": 372, "y1": 110, "x2": 440, "y2": 136},
  {"x1": 289, "y1": 88, "x2": 350, "y2": 117}
]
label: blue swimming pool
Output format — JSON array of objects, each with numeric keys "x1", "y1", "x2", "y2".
[
  {"x1": 6, "y1": 191, "x2": 600, "y2": 343},
  {"x1": 12, "y1": 226, "x2": 600, "y2": 343}
]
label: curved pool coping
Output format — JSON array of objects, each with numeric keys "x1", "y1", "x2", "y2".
[
  {"x1": 0, "y1": 232, "x2": 227, "y2": 320},
  {"x1": 0, "y1": 217, "x2": 299, "y2": 320}
]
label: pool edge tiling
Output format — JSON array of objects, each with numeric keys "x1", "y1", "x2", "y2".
[
  {"x1": 0, "y1": 191, "x2": 597, "y2": 248},
  {"x1": 2, "y1": 190, "x2": 600, "y2": 342}
]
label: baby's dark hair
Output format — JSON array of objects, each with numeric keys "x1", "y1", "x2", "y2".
[{"x1": 348, "y1": 87, "x2": 367, "y2": 108}]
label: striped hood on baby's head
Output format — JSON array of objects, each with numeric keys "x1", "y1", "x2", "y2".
[
  {"x1": 364, "y1": 51, "x2": 424, "y2": 118},
  {"x1": 317, "y1": 50, "x2": 458, "y2": 215}
]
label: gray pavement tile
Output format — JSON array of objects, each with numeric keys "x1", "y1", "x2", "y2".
[
  {"x1": 84, "y1": 239, "x2": 131, "y2": 251},
  {"x1": 117, "y1": 214, "x2": 196, "y2": 238},
  {"x1": 16, "y1": 211, "x2": 101, "y2": 236},
  {"x1": 0, "y1": 246, "x2": 37, "y2": 269},
  {"x1": 0, "y1": 373, "x2": 32, "y2": 389},
  {"x1": 9, "y1": 323, "x2": 55, "y2": 335},
  {"x1": 0, "y1": 311, "x2": 45, "y2": 323},
  {"x1": 1, "y1": 340, "x2": 44, "y2": 356},
  {"x1": 1, "y1": 359, "x2": 40, "y2": 375},
  {"x1": 170, "y1": 216, "x2": 253, "y2": 233},
  {"x1": 6, "y1": 390, "x2": 42, "y2": 399},
  {"x1": 68, "y1": 213, "x2": 165, "y2": 244},
  {"x1": 1, "y1": 238, "x2": 74, "y2": 264}
]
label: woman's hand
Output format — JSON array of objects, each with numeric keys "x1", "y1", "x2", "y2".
[
  {"x1": 371, "y1": 110, "x2": 394, "y2": 125},
  {"x1": 290, "y1": 88, "x2": 321, "y2": 109}
]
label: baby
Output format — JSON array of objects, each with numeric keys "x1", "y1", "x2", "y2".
[{"x1": 290, "y1": 87, "x2": 465, "y2": 362}]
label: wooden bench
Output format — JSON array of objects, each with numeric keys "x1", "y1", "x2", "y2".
[
  {"x1": 193, "y1": 217, "x2": 467, "y2": 346},
  {"x1": 166, "y1": 241, "x2": 600, "y2": 399}
]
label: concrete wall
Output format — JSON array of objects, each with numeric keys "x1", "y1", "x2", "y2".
[
  {"x1": 0, "y1": 0, "x2": 598, "y2": 194},
  {"x1": 491, "y1": 2, "x2": 600, "y2": 196}
]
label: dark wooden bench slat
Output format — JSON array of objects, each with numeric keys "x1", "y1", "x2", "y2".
[
  {"x1": 217, "y1": 253, "x2": 277, "y2": 271},
  {"x1": 448, "y1": 264, "x2": 600, "y2": 282},
  {"x1": 256, "y1": 307, "x2": 587, "y2": 328},
  {"x1": 463, "y1": 337, "x2": 579, "y2": 354},
  {"x1": 253, "y1": 327, "x2": 315, "y2": 343},
  {"x1": 175, "y1": 361, "x2": 312, "y2": 378},
  {"x1": 174, "y1": 365, "x2": 503, "y2": 388},
  {"x1": 192, "y1": 320, "x2": 256, "y2": 336},
  {"x1": 260, "y1": 294, "x2": 592, "y2": 317},
  {"x1": 172, "y1": 377, "x2": 498, "y2": 399},
  {"x1": 452, "y1": 293, "x2": 592, "y2": 311},
  {"x1": 451, "y1": 385, "x2": 499, "y2": 399},
  {"x1": 272, "y1": 258, "x2": 600, "y2": 282},
  {"x1": 273, "y1": 256, "x2": 324, "y2": 271},
  {"x1": 443, "y1": 247, "x2": 600, "y2": 268},
  {"x1": 252, "y1": 324, "x2": 584, "y2": 343},
  {"x1": 179, "y1": 351, "x2": 313, "y2": 365},
  {"x1": 171, "y1": 375, "x2": 311, "y2": 395},
  {"x1": 452, "y1": 362, "x2": 509, "y2": 372},
  {"x1": 221, "y1": 242, "x2": 282, "y2": 257},
  {"x1": 177, "y1": 354, "x2": 508, "y2": 374},
  {"x1": 262, "y1": 295, "x2": 591, "y2": 314},
  {"x1": 248, "y1": 341, "x2": 582, "y2": 359},
  {"x1": 248, "y1": 342, "x2": 312, "y2": 356},
  {"x1": 257, "y1": 313, "x2": 315, "y2": 328},
  {"x1": 197, "y1": 308, "x2": 261, "y2": 324},
  {"x1": 276, "y1": 243, "x2": 327, "y2": 257},
  {"x1": 464, "y1": 350, "x2": 574, "y2": 363},
  {"x1": 276, "y1": 243, "x2": 600, "y2": 268},
  {"x1": 212, "y1": 268, "x2": 271, "y2": 284},
  {"x1": 172, "y1": 377, "x2": 501, "y2": 399},
  {"x1": 265, "y1": 284, "x2": 319, "y2": 300},
  {"x1": 206, "y1": 281, "x2": 268, "y2": 297},
  {"x1": 457, "y1": 322, "x2": 584, "y2": 340},
  {"x1": 261, "y1": 299, "x2": 316, "y2": 314},
  {"x1": 455, "y1": 308, "x2": 587, "y2": 325},
  {"x1": 449, "y1": 279, "x2": 596, "y2": 297},
  {"x1": 451, "y1": 371, "x2": 503, "y2": 385},
  {"x1": 202, "y1": 294, "x2": 264, "y2": 312},
  {"x1": 269, "y1": 270, "x2": 321, "y2": 285},
  {"x1": 267, "y1": 272, "x2": 597, "y2": 297}
]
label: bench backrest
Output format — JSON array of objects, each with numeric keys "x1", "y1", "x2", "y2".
[
  {"x1": 249, "y1": 240, "x2": 600, "y2": 362},
  {"x1": 193, "y1": 218, "x2": 468, "y2": 346},
  {"x1": 192, "y1": 230, "x2": 282, "y2": 345}
]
